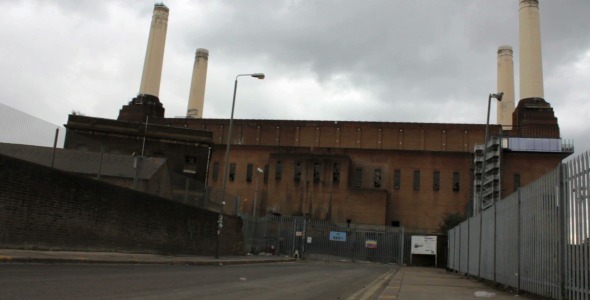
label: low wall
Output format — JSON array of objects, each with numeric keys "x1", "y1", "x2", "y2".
[{"x1": 0, "y1": 154, "x2": 244, "y2": 255}]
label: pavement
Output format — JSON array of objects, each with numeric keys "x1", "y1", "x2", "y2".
[
  {"x1": 1, "y1": 249, "x2": 534, "y2": 299},
  {"x1": 377, "y1": 267, "x2": 534, "y2": 300}
]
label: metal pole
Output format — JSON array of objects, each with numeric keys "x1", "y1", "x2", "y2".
[
  {"x1": 478, "y1": 94, "x2": 493, "y2": 279},
  {"x1": 216, "y1": 78, "x2": 239, "y2": 259},
  {"x1": 216, "y1": 73, "x2": 264, "y2": 259},
  {"x1": 517, "y1": 187, "x2": 522, "y2": 294},
  {"x1": 50, "y1": 128, "x2": 59, "y2": 168},
  {"x1": 184, "y1": 177, "x2": 189, "y2": 203},
  {"x1": 400, "y1": 227, "x2": 405, "y2": 266},
  {"x1": 253, "y1": 170, "x2": 260, "y2": 221},
  {"x1": 203, "y1": 146, "x2": 212, "y2": 208},
  {"x1": 141, "y1": 116, "x2": 148, "y2": 157},
  {"x1": 97, "y1": 145, "x2": 105, "y2": 180},
  {"x1": 480, "y1": 94, "x2": 493, "y2": 213},
  {"x1": 493, "y1": 203, "x2": 497, "y2": 285},
  {"x1": 133, "y1": 156, "x2": 139, "y2": 190},
  {"x1": 251, "y1": 170, "x2": 260, "y2": 252}
]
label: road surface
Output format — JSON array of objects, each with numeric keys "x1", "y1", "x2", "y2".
[{"x1": 0, "y1": 261, "x2": 395, "y2": 299}]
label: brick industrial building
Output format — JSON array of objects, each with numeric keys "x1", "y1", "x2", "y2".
[
  {"x1": 65, "y1": 96, "x2": 572, "y2": 233},
  {"x1": 64, "y1": 1, "x2": 574, "y2": 234}
]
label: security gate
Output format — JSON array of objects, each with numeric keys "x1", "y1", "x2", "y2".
[
  {"x1": 304, "y1": 221, "x2": 404, "y2": 264},
  {"x1": 242, "y1": 216, "x2": 404, "y2": 265}
]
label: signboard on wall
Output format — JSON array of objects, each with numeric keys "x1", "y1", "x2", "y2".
[{"x1": 411, "y1": 236, "x2": 437, "y2": 255}]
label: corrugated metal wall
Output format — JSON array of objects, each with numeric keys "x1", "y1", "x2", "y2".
[{"x1": 0, "y1": 103, "x2": 65, "y2": 147}]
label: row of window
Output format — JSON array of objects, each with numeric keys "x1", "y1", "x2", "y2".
[
  {"x1": 355, "y1": 169, "x2": 460, "y2": 191},
  {"x1": 211, "y1": 161, "x2": 340, "y2": 184},
  {"x1": 211, "y1": 161, "x2": 461, "y2": 191}
]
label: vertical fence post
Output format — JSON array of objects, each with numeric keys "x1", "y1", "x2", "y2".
[
  {"x1": 277, "y1": 218, "x2": 282, "y2": 255},
  {"x1": 558, "y1": 163, "x2": 567, "y2": 300},
  {"x1": 302, "y1": 218, "x2": 307, "y2": 259},
  {"x1": 517, "y1": 187, "x2": 521, "y2": 295},
  {"x1": 478, "y1": 210, "x2": 483, "y2": 279},
  {"x1": 400, "y1": 227, "x2": 405, "y2": 266},
  {"x1": 457, "y1": 224, "x2": 461, "y2": 273},
  {"x1": 291, "y1": 218, "x2": 296, "y2": 256},
  {"x1": 493, "y1": 203, "x2": 497, "y2": 285},
  {"x1": 465, "y1": 219, "x2": 471, "y2": 275},
  {"x1": 350, "y1": 223, "x2": 356, "y2": 263}
]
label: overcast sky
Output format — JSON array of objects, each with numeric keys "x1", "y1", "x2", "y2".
[{"x1": 1, "y1": 0, "x2": 589, "y2": 156}]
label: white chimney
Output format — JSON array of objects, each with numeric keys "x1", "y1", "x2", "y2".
[
  {"x1": 138, "y1": 3, "x2": 169, "y2": 98},
  {"x1": 186, "y1": 48, "x2": 209, "y2": 118},
  {"x1": 497, "y1": 45, "x2": 515, "y2": 128},
  {"x1": 519, "y1": 0, "x2": 544, "y2": 100}
]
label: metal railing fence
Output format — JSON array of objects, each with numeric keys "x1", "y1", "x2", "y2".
[
  {"x1": 241, "y1": 215, "x2": 405, "y2": 265},
  {"x1": 448, "y1": 150, "x2": 590, "y2": 299}
]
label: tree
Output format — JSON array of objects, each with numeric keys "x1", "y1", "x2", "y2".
[{"x1": 438, "y1": 211, "x2": 466, "y2": 234}]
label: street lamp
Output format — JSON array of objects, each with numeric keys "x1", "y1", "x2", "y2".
[
  {"x1": 479, "y1": 92, "x2": 503, "y2": 213},
  {"x1": 216, "y1": 73, "x2": 265, "y2": 259},
  {"x1": 477, "y1": 92, "x2": 503, "y2": 280}
]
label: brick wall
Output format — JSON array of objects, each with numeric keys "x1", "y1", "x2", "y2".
[
  {"x1": 0, "y1": 154, "x2": 244, "y2": 255},
  {"x1": 155, "y1": 119, "x2": 489, "y2": 152}
]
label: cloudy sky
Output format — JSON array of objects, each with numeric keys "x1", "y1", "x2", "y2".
[{"x1": 1, "y1": 0, "x2": 589, "y2": 155}]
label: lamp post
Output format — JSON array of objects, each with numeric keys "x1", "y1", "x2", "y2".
[
  {"x1": 476, "y1": 92, "x2": 502, "y2": 280},
  {"x1": 250, "y1": 167, "x2": 264, "y2": 254},
  {"x1": 216, "y1": 73, "x2": 265, "y2": 259},
  {"x1": 479, "y1": 92, "x2": 503, "y2": 213},
  {"x1": 253, "y1": 167, "x2": 264, "y2": 221}
]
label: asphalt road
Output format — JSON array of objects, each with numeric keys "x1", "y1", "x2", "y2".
[{"x1": 0, "y1": 261, "x2": 396, "y2": 299}]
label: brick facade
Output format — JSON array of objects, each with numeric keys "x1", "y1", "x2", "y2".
[{"x1": 64, "y1": 111, "x2": 569, "y2": 234}]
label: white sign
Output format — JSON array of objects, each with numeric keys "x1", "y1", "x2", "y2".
[
  {"x1": 411, "y1": 235, "x2": 437, "y2": 255},
  {"x1": 306, "y1": 237, "x2": 312, "y2": 243}
]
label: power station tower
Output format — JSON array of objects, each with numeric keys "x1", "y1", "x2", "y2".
[
  {"x1": 186, "y1": 49, "x2": 209, "y2": 118},
  {"x1": 519, "y1": 0, "x2": 544, "y2": 100},
  {"x1": 139, "y1": 3, "x2": 169, "y2": 98},
  {"x1": 497, "y1": 46, "x2": 515, "y2": 128}
]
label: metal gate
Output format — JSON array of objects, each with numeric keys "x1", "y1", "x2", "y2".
[{"x1": 242, "y1": 216, "x2": 404, "y2": 265}]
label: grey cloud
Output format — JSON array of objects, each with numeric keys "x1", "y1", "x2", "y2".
[{"x1": 1, "y1": 0, "x2": 588, "y2": 156}]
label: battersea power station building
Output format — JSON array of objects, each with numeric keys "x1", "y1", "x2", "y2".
[{"x1": 64, "y1": 1, "x2": 573, "y2": 233}]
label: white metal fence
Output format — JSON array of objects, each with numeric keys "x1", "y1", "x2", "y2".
[{"x1": 448, "y1": 151, "x2": 590, "y2": 299}]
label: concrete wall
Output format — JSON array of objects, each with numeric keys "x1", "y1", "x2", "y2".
[{"x1": 0, "y1": 154, "x2": 243, "y2": 255}]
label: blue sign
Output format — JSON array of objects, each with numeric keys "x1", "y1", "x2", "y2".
[{"x1": 329, "y1": 231, "x2": 347, "y2": 242}]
